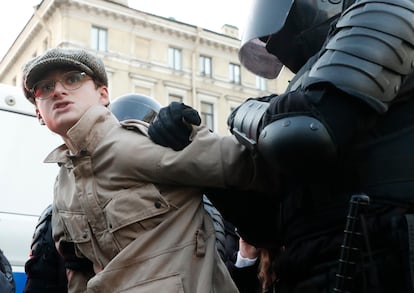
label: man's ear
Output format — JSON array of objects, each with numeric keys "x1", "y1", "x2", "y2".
[
  {"x1": 98, "y1": 86, "x2": 110, "y2": 106},
  {"x1": 36, "y1": 108, "x2": 45, "y2": 125}
]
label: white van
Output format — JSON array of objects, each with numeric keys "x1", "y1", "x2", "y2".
[{"x1": 0, "y1": 83, "x2": 61, "y2": 292}]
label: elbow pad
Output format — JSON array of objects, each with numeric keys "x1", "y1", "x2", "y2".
[
  {"x1": 304, "y1": 0, "x2": 414, "y2": 113},
  {"x1": 228, "y1": 99, "x2": 269, "y2": 152},
  {"x1": 257, "y1": 115, "x2": 337, "y2": 174}
]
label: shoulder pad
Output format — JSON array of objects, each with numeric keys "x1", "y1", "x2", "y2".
[{"x1": 304, "y1": 0, "x2": 414, "y2": 112}]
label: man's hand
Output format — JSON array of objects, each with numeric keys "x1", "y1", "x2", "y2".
[
  {"x1": 148, "y1": 102, "x2": 201, "y2": 151},
  {"x1": 239, "y1": 238, "x2": 259, "y2": 260}
]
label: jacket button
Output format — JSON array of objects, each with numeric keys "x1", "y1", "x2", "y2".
[
  {"x1": 82, "y1": 233, "x2": 88, "y2": 239},
  {"x1": 154, "y1": 201, "x2": 162, "y2": 208}
]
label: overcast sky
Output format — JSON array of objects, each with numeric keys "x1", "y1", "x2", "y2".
[{"x1": 0, "y1": 0, "x2": 252, "y2": 60}]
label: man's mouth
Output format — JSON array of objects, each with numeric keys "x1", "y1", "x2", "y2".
[{"x1": 54, "y1": 102, "x2": 70, "y2": 109}]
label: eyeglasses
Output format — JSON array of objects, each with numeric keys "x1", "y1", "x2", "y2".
[{"x1": 32, "y1": 71, "x2": 92, "y2": 100}]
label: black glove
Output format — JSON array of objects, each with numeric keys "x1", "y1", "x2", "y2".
[{"x1": 148, "y1": 102, "x2": 201, "y2": 151}]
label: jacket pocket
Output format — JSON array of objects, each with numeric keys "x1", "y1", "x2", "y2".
[
  {"x1": 60, "y1": 212, "x2": 91, "y2": 243},
  {"x1": 117, "y1": 273, "x2": 184, "y2": 293},
  {"x1": 59, "y1": 212, "x2": 93, "y2": 260},
  {"x1": 104, "y1": 183, "x2": 172, "y2": 246}
]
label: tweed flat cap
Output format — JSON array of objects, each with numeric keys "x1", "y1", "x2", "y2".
[{"x1": 22, "y1": 47, "x2": 108, "y2": 104}]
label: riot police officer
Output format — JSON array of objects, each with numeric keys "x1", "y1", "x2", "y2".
[{"x1": 147, "y1": 0, "x2": 414, "y2": 291}]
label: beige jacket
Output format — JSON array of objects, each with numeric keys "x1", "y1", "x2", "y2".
[{"x1": 46, "y1": 105, "x2": 267, "y2": 292}]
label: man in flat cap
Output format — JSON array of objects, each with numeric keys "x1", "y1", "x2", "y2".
[{"x1": 22, "y1": 47, "x2": 274, "y2": 292}]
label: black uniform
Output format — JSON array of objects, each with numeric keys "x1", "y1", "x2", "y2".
[
  {"x1": 148, "y1": 0, "x2": 414, "y2": 291},
  {"x1": 229, "y1": 0, "x2": 414, "y2": 291},
  {"x1": 23, "y1": 205, "x2": 67, "y2": 293}
]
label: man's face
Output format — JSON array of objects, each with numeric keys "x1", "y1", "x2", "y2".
[{"x1": 34, "y1": 69, "x2": 109, "y2": 137}]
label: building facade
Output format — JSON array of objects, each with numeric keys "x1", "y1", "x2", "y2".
[{"x1": 0, "y1": 0, "x2": 293, "y2": 135}]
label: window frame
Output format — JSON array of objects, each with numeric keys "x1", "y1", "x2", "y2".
[
  {"x1": 91, "y1": 26, "x2": 108, "y2": 52},
  {"x1": 168, "y1": 47, "x2": 182, "y2": 71},
  {"x1": 200, "y1": 100, "x2": 215, "y2": 131},
  {"x1": 256, "y1": 76, "x2": 267, "y2": 91},
  {"x1": 229, "y1": 63, "x2": 241, "y2": 84},
  {"x1": 199, "y1": 55, "x2": 212, "y2": 77}
]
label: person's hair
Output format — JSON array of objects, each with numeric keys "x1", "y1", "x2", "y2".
[{"x1": 258, "y1": 248, "x2": 277, "y2": 292}]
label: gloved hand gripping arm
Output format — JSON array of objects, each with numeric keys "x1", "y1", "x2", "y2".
[{"x1": 148, "y1": 101, "x2": 201, "y2": 151}]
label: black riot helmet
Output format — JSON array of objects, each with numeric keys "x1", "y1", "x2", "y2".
[
  {"x1": 109, "y1": 93, "x2": 162, "y2": 123},
  {"x1": 239, "y1": 0, "x2": 349, "y2": 77}
]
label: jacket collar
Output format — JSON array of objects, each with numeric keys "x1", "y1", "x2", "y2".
[{"x1": 44, "y1": 105, "x2": 119, "y2": 164}]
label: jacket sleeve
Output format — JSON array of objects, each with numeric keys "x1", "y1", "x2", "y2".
[{"x1": 114, "y1": 122, "x2": 276, "y2": 192}]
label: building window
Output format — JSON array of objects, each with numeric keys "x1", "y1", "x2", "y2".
[
  {"x1": 256, "y1": 76, "x2": 267, "y2": 91},
  {"x1": 199, "y1": 55, "x2": 212, "y2": 77},
  {"x1": 200, "y1": 101, "x2": 214, "y2": 131},
  {"x1": 168, "y1": 47, "x2": 182, "y2": 70},
  {"x1": 91, "y1": 26, "x2": 107, "y2": 52},
  {"x1": 169, "y1": 94, "x2": 183, "y2": 103},
  {"x1": 229, "y1": 63, "x2": 241, "y2": 84}
]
